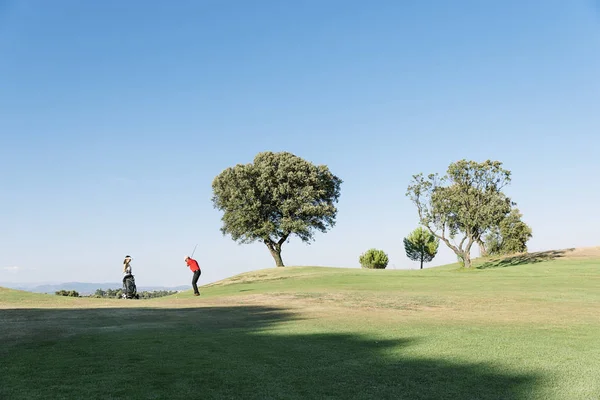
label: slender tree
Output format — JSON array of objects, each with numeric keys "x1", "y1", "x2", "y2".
[
  {"x1": 212, "y1": 151, "x2": 342, "y2": 267},
  {"x1": 403, "y1": 226, "x2": 439, "y2": 269},
  {"x1": 406, "y1": 159, "x2": 513, "y2": 268}
]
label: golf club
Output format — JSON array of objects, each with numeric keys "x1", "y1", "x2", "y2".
[{"x1": 191, "y1": 244, "x2": 197, "y2": 258}]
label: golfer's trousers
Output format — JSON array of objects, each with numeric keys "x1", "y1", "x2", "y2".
[{"x1": 192, "y1": 269, "x2": 201, "y2": 294}]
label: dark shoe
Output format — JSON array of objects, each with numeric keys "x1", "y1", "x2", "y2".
[{"x1": 194, "y1": 293, "x2": 200, "y2": 296}]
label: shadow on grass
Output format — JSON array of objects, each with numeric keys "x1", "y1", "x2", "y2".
[
  {"x1": 476, "y1": 249, "x2": 575, "y2": 270},
  {"x1": 1, "y1": 305, "x2": 543, "y2": 399}
]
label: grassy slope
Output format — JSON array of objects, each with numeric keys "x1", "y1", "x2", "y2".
[{"x1": 1, "y1": 248, "x2": 599, "y2": 400}]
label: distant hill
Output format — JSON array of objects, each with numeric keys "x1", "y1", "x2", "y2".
[{"x1": 1, "y1": 282, "x2": 190, "y2": 295}]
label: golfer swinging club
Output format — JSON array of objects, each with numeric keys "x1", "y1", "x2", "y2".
[{"x1": 185, "y1": 255, "x2": 201, "y2": 296}]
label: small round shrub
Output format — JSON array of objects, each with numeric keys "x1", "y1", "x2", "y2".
[{"x1": 359, "y1": 248, "x2": 389, "y2": 269}]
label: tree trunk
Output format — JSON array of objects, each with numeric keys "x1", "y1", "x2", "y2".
[
  {"x1": 265, "y1": 240, "x2": 285, "y2": 267},
  {"x1": 478, "y1": 239, "x2": 487, "y2": 257},
  {"x1": 422, "y1": 225, "x2": 474, "y2": 269},
  {"x1": 270, "y1": 247, "x2": 284, "y2": 267},
  {"x1": 463, "y1": 251, "x2": 472, "y2": 268},
  {"x1": 463, "y1": 239, "x2": 475, "y2": 268},
  {"x1": 420, "y1": 252, "x2": 424, "y2": 269},
  {"x1": 455, "y1": 250, "x2": 471, "y2": 268}
]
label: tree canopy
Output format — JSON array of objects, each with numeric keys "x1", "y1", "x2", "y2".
[
  {"x1": 211, "y1": 151, "x2": 342, "y2": 267},
  {"x1": 406, "y1": 159, "x2": 514, "y2": 268},
  {"x1": 403, "y1": 226, "x2": 439, "y2": 269},
  {"x1": 483, "y1": 208, "x2": 532, "y2": 256}
]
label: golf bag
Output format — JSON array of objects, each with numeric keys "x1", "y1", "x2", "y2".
[{"x1": 122, "y1": 274, "x2": 139, "y2": 299}]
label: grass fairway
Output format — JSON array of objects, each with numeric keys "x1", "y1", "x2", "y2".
[{"x1": 1, "y1": 248, "x2": 599, "y2": 399}]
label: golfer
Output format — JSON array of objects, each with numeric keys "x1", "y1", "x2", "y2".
[
  {"x1": 122, "y1": 255, "x2": 133, "y2": 290},
  {"x1": 185, "y1": 256, "x2": 201, "y2": 296},
  {"x1": 123, "y1": 255, "x2": 132, "y2": 275}
]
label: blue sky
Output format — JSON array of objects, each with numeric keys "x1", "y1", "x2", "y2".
[{"x1": 1, "y1": 0, "x2": 599, "y2": 287}]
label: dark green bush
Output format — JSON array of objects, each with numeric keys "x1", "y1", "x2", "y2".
[{"x1": 55, "y1": 289, "x2": 79, "y2": 297}]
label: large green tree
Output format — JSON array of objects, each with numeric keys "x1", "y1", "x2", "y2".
[
  {"x1": 406, "y1": 159, "x2": 513, "y2": 268},
  {"x1": 482, "y1": 208, "x2": 532, "y2": 256},
  {"x1": 403, "y1": 226, "x2": 439, "y2": 269},
  {"x1": 211, "y1": 151, "x2": 342, "y2": 267}
]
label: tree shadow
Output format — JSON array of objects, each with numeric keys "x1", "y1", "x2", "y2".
[
  {"x1": 476, "y1": 249, "x2": 575, "y2": 269},
  {"x1": 1, "y1": 305, "x2": 544, "y2": 399}
]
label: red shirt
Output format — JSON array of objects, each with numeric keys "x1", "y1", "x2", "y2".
[{"x1": 186, "y1": 258, "x2": 200, "y2": 272}]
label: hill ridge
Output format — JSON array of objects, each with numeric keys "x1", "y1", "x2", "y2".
[{"x1": 203, "y1": 245, "x2": 600, "y2": 287}]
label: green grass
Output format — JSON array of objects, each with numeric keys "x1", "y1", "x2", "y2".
[{"x1": 1, "y1": 248, "x2": 599, "y2": 399}]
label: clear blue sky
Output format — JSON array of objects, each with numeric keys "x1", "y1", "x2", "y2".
[{"x1": 1, "y1": 0, "x2": 599, "y2": 287}]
